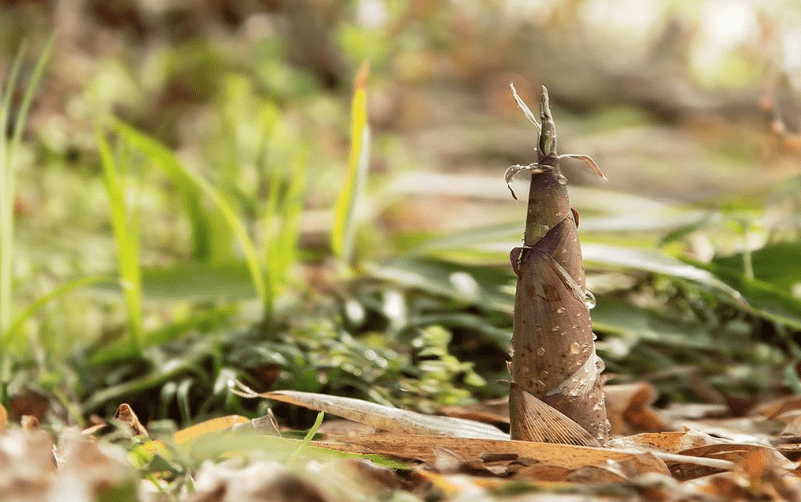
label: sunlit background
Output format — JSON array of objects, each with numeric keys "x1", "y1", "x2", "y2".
[{"x1": 2, "y1": 0, "x2": 801, "y2": 424}]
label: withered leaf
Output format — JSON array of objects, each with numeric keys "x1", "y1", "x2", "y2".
[
  {"x1": 605, "y1": 383, "x2": 666, "y2": 435},
  {"x1": 317, "y1": 433, "x2": 652, "y2": 472},
  {"x1": 114, "y1": 404, "x2": 148, "y2": 438},
  {"x1": 235, "y1": 383, "x2": 507, "y2": 440},
  {"x1": 21, "y1": 415, "x2": 38, "y2": 432}
]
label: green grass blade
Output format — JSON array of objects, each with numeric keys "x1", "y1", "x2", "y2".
[
  {"x1": 713, "y1": 242, "x2": 801, "y2": 294},
  {"x1": 110, "y1": 120, "x2": 219, "y2": 261},
  {"x1": 9, "y1": 35, "x2": 54, "y2": 162},
  {"x1": 265, "y1": 146, "x2": 308, "y2": 299},
  {"x1": 96, "y1": 126, "x2": 144, "y2": 353},
  {"x1": 83, "y1": 359, "x2": 194, "y2": 413},
  {"x1": 183, "y1": 164, "x2": 268, "y2": 309},
  {"x1": 286, "y1": 411, "x2": 324, "y2": 464},
  {"x1": 261, "y1": 146, "x2": 282, "y2": 302},
  {"x1": 88, "y1": 305, "x2": 237, "y2": 365},
  {"x1": 331, "y1": 62, "x2": 370, "y2": 266},
  {"x1": 1, "y1": 274, "x2": 113, "y2": 354},
  {"x1": 112, "y1": 122, "x2": 269, "y2": 311},
  {"x1": 278, "y1": 146, "x2": 307, "y2": 272},
  {"x1": 689, "y1": 258, "x2": 801, "y2": 329}
]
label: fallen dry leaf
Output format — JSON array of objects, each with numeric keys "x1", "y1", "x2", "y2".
[
  {"x1": 234, "y1": 383, "x2": 508, "y2": 440},
  {"x1": 174, "y1": 415, "x2": 250, "y2": 446},
  {"x1": 674, "y1": 416, "x2": 778, "y2": 444},
  {"x1": 190, "y1": 458, "x2": 345, "y2": 502},
  {"x1": 0, "y1": 429, "x2": 56, "y2": 502},
  {"x1": 8, "y1": 390, "x2": 48, "y2": 421},
  {"x1": 0, "y1": 402, "x2": 6, "y2": 432},
  {"x1": 752, "y1": 394, "x2": 801, "y2": 420},
  {"x1": 566, "y1": 464, "x2": 629, "y2": 483},
  {"x1": 1, "y1": 430, "x2": 136, "y2": 501},
  {"x1": 52, "y1": 431, "x2": 139, "y2": 500},
  {"x1": 604, "y1": 382, "x2": 666, "y2": 435},
  {"x1": 772, "y1": 439, "x2": 801, "y2": 462},
  {"x1": 611, "y1": 430, "x2": 725, "y2": 454},
  {"x1": 661, "y1": 402, "x2": 729, "y2": 422},
  {"x1": 20, "y1": 415, "x2": 38, "y2": 432},
  {"x1": 318, "y1": 418, "x2": 376, "y2": 438},
  {"x1": 693, "y1": 448, "x2": 801, "y2": 500},
  {"x1": 512, "y1": 463, "x2": 573, "y2": 482},
  {"x1": 231, "y1": 411, "x2": 282, "y2": 437},
  {"x1": 436, "y1": 397, "x2": 509, "y2": 425},
  {"x1": 317, "y1": 433, "x2": 660, "y2": 473},
  {"x1": 114, "y1": 403, "x2": 148, "y2": 437},
  {"x1": 678, "y1": 443, "x2": 793, "y2": 470},
  {"x1": 416, "y1": 470, "x2": 506, "y2": 497}
]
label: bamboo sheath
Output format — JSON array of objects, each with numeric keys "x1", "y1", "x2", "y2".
[{"x1": 508, "y1": 87, "x2": 608, "y2": 444}]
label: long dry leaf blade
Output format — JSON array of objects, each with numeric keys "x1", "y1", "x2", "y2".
[
  {"x1": 321, "y1": 434, "x2": 734, "y2": 473},
  {"x1": 233, "y1": 382, "x2": 507, "y2": 440},
  {"x1": 319, "y1": 433, "x2": 645, "y2": 471}
]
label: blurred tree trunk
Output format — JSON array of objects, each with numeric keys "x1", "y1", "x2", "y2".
[{"x1": 508, "y1": 87, "x2": 608, "y2": 445}]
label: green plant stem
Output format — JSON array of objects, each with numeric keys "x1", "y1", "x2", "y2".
[
  {"x1": 96, "y1": 128, "x2": 144, "y2": 353},
  {"x1": 286, "y1": 411, "x2": 324, "y2": 464}
]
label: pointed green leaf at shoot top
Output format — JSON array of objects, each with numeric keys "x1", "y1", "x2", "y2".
[{"x1": 538, "y1": 85, "x2": 557, "y2": 158}]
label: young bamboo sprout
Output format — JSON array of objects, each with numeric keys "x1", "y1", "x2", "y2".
[{"x1": 506, "y1": 84, "x2": 609, "y2": 445}]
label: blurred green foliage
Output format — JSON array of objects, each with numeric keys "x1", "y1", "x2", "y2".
[{"x1": 1, "y1": 1, "x2": 800, "y2": 435}]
